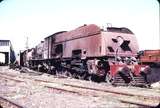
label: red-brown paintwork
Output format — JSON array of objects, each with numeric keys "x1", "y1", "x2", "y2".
[
  {"x1": 110, "y1": 64, "x2": 142, "y2": 76},
  {"x1": 55, "y1": 24, "x2": 101, "y2": 43},
  {"x1": 53, "y1": 24, "x2": 139, "y2": 58},
  {"x1": 140, "y1": 50, "x2": 160, "y2": 63},
  {"x1": 31, "y1": 24, "x2": 145, "y2": 76}
]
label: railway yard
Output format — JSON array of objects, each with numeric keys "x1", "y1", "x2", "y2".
[
  {"x1": 0, "y1": 0, "x2": 159, "y2": 108},
  {"x1": 1, "y1": 23, "x2": 160, "y2": 108},
  {"x1": 0, "y1": 66, "x2": 159, "y2": 108}
]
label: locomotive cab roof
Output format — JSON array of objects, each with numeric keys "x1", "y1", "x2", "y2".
[
  {"x1": 45, "y1": 31, "x2": 67, "y2": 39},
  {"x1": 106, "y1": 27, "x2": 134, "y2": 34}
]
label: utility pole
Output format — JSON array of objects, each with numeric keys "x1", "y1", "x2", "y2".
[
  {"x1": 25, "y1": 36, "x2": 29, "y2": 66},
  {"x1": 25, "y1": 37, "x2": 29, "y2": 50}
]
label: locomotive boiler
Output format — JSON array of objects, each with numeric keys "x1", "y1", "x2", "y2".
[{"x1": 22, "y1": 24, "x2": 150, "y2": 86}]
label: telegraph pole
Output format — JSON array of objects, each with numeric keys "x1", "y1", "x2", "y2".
[
  {"x1": 25, "y1": 36, "x2": 29, "y2": 66},
  {"x1": 25, "y1": 37, "x2": 29, "y2": 50}
]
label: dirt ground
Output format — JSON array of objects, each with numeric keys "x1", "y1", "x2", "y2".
[{"x1": 0, "y1": 66, "x2": 159, "y2": 108}]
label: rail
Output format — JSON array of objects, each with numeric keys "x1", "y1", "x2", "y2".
[
  {"x1": 0, "y1": 72, "x2": 160, "y2": 107},
  {"x1": 0, "y1": 97, "x2": 23, "y2": 108}
]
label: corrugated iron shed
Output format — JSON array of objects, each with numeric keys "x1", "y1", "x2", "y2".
[{"x1": 0, "y1": 40, "x2": 16, "y2": 65}]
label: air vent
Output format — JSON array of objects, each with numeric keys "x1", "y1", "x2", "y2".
[
  {"x1": 107, "y1": 46, "x2": 115, "y2": 52},
  {"x1": 120, "y1": 40, "x2": 132, "y2": 51},
  {"x1": 112, "y1": 38, "x2": 118, "y2": 43}
]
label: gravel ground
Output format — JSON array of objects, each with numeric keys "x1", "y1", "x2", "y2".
[
  {"x1": 0, "y1": 66, "x2": 159, "y2": 108},
  {"x1": 0, "y1": 77, "x2": 129, "y2": 108}
]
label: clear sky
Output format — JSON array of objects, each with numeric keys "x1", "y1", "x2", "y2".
[{"x1": 0, "y1": 0, "x2": 159, "y2": 53}]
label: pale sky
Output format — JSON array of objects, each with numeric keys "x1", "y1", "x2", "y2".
[{"x1": 0, "y1": 0, "x2": 159, "y2": 53}]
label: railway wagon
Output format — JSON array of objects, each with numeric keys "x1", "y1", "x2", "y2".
[
  {"x1": 139, "y1": 50, "x2": 160, "y2": 65},
  {"x1": 26, "y1": 24, "x2": 150, "y2": 86},
  {"x1": 138, "y1": 50, "x2": 160, "y2": 83}
]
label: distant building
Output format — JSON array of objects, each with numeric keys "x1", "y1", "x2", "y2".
[{"x1": 0, "y1": 40, "x2": 16, "y2": 65}]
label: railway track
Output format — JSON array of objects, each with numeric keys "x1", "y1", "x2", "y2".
[
  {"x1": 0, "y1": 97, "x2": 23, "y2": 108},
  {"x1": 0, "y1": 74, "x2": 25, "y2": 83},
  {"x1": 43, "y1": 82, "x2": 160, "y2": 107},
  {"x1": 0, "y1": 72, "x2": 160, "y2": 107},
  {"x1": 45, "y1": 85, "x2": 160, "y2": 107}
]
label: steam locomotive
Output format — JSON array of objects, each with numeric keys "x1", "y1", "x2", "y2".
[{"x1": 20, "y1": 24, "x2": 152, "y2": 86}]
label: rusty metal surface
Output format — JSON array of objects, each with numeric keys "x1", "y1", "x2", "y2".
[
  {"x1": 62, "y1": 34, "x2": 102, "y2": 58},
  {"x1": 55, "y1": 24, "x2": 101, "y2": 43},
  {"x1": 101, "y1": 32, "x2": 139, "y2": 57},
  {"x1": 51, "y1": 24, "x2": 139, "y2": 58},
  {"x1": 35, "y1": 41, "x2": 44, "y2": 59},
  {"x1": 140, "y1": 50, "x2": 160, "y2": 63},
  {"x1": 20, "y1": 24, "x2": 144, "y2": 81},
  {"x1": 23, "y1": 24, "x2": 139, "y2": 59},
  {"x1": 54, "y1": 24, "x2": 102, "y2": 58},
  {"x1": 44, "y1": 36, "x2": 53, "y2": 59}
]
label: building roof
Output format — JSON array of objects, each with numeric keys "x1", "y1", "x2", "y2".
[{"x1": 0, "y1": 40, "x2": 10, "y2": 42}]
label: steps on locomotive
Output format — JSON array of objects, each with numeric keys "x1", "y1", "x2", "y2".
[
  {"x1": 133, "y1": 75, "x2": 148, "y2": 87},
  {"x1": 112, "y1": 72, "x2": 147, "y2": 87},
  {"x1": 112, "y1": 73, "x2": 131, "y2": 86}
]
